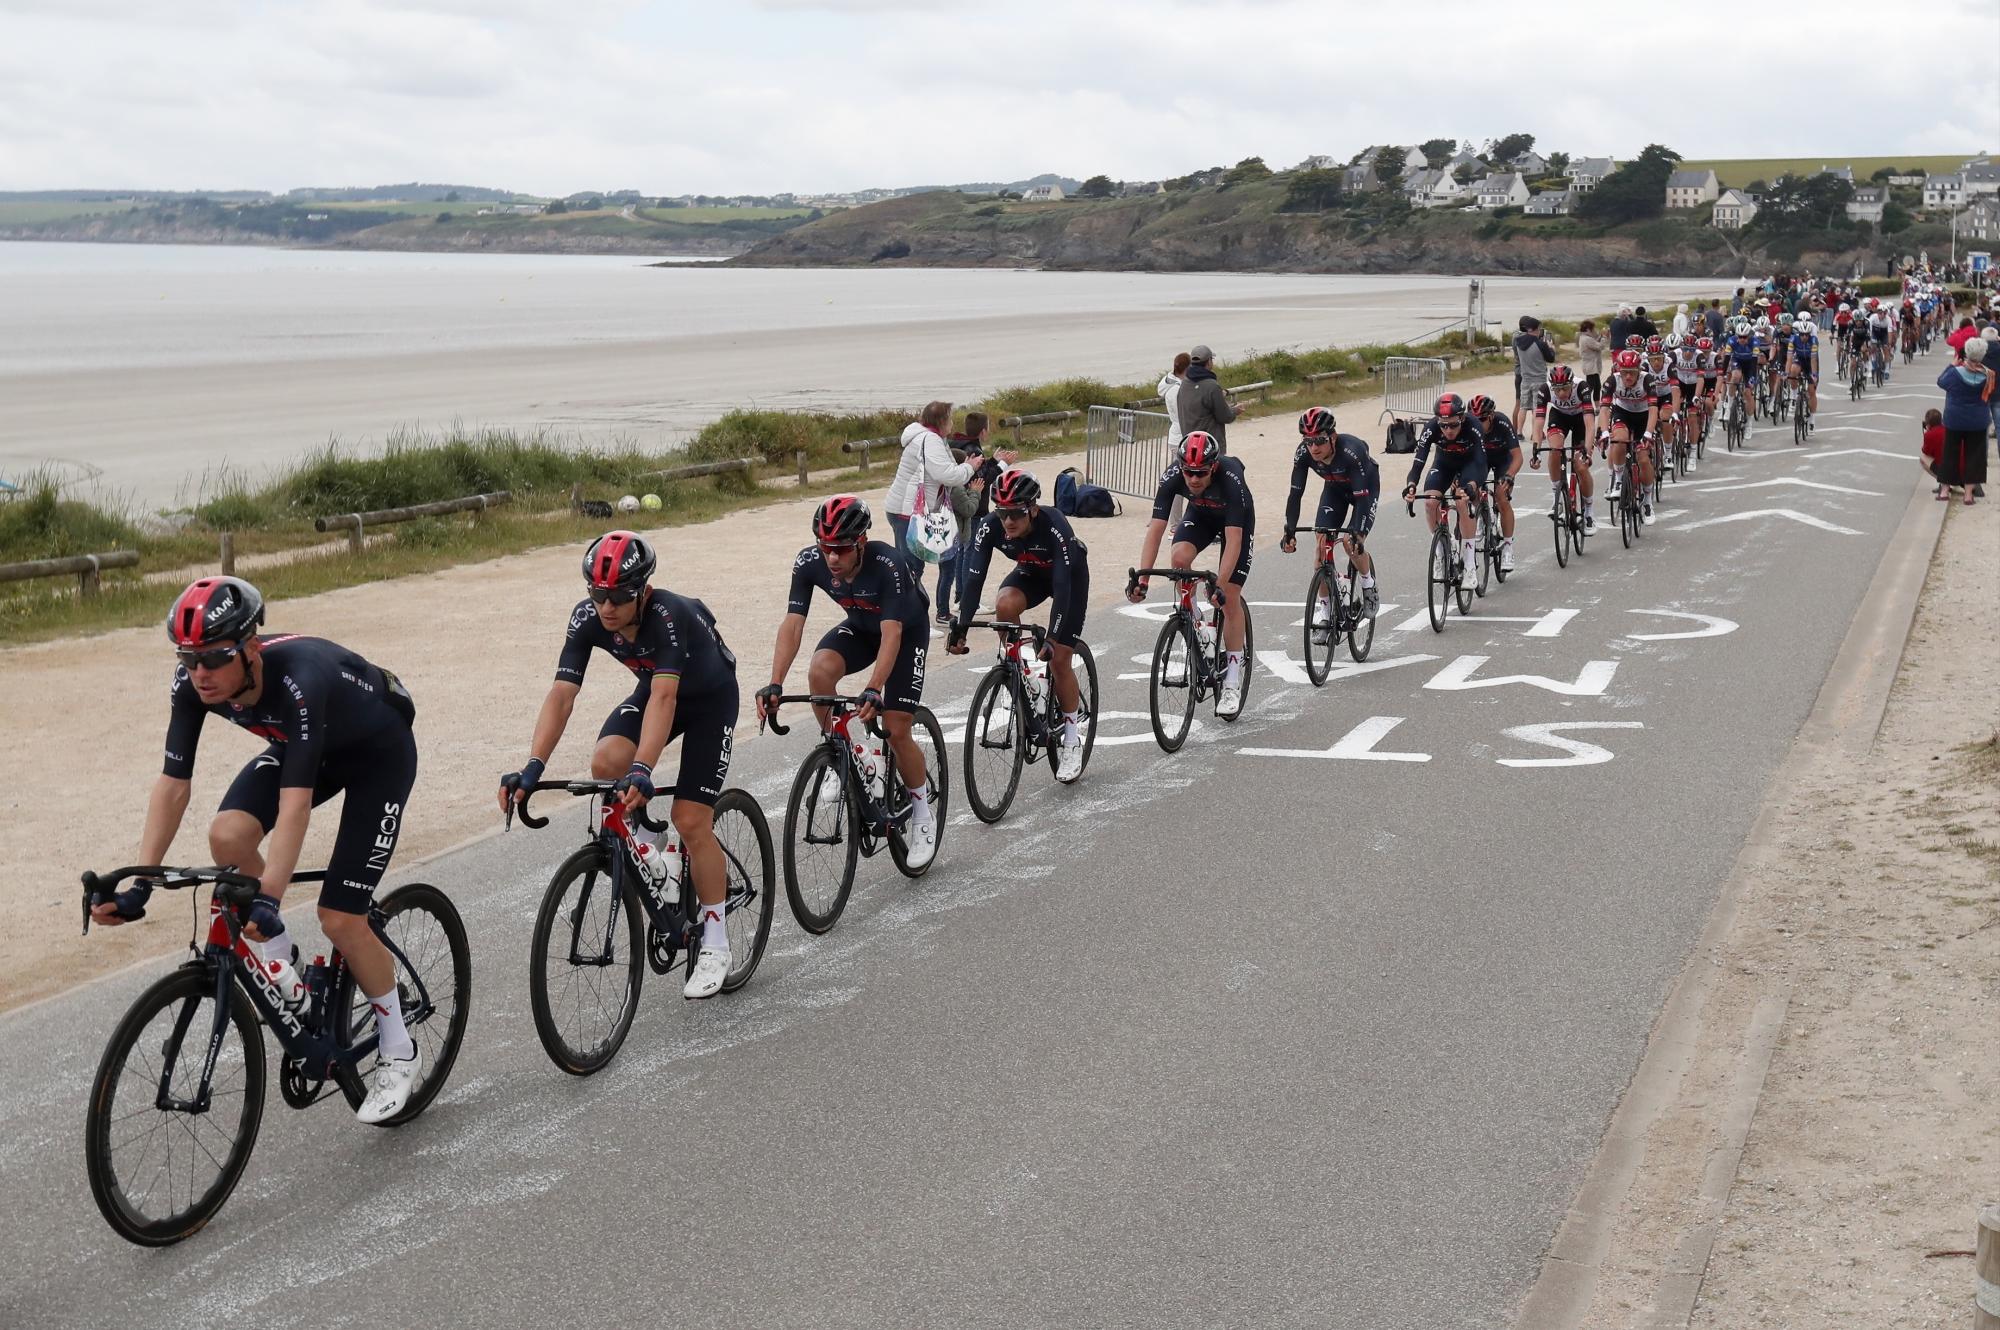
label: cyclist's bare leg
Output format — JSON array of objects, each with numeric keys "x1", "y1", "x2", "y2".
[
  {"x1": 591, "y1": 733, "x2": 636, "y2": 780},
  {"x1": 1497, "y1": 458, "x2": 1520, "y2": 538},
  {"x1": 1048, "y1": 640, "x2": 1080, "y2": 714},
  {"x1": 881, "y1": 710, "x2": 927, "y2": 788},
  {"x1": 805, "y1": 648, "x2": 848, "y2": 732},
  {"x1": 209, "y1": 810, "x2": 267, "y2": 888},
  {"x1": 1339, "y1": 532, "x2": 1374, "y2": 578},
  {"x1": 671, "y1": 800, "x2": 723, "y2": 909},
  {"x1": 1421, "y1": 491, "x2": 1446, "y2": 535},
  {"x1": 1219, "y1": 580, "x2": 1246, "y2": 652}
]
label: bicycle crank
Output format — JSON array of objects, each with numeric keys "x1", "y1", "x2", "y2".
[{"x1": 646, "y1": 923, "x2": 682, "y2": 976}]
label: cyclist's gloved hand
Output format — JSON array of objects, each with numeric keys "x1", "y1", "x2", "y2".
[
  {"x1": 500, "y1": 757, "x2": 544, "y2": 803},
  {"x1": 856, "y1": 687, "x2": 884, "y2": 719},
  {"x1": 754, "y1": 683, "x2": 782, "y2": 718},
  {"x1": 91, "y1": 878, "x2": 159, "y2": 924},
  {"x1": 945, "y1": 627, "x2": 968, "y2": 655},
  {"x1": 613, "y1": 761, "x2": 654, "y2": 804},
  {"x1": 244, "y1": 891, "x2": 284, "y2": 941},
  {"x1": 1280, "y1": 533, "x2": 1296, "y2": 554}
]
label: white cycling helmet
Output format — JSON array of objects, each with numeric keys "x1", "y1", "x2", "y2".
[
  {"x1": 1779, "y1": 312, "x2": 1794, "y2": 325},
  {"x1": 1839, "y1": 302, "x2": 1850, "y2": 312},
  {"x1": 1756, "y1": 316, "x2": 1772, "y2": 330},
  {"x1": 1665, "y1": 332, "x2": 1683, "y2": 350}
]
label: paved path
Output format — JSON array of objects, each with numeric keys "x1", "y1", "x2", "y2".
[{"x1": 0, "y1": 370, "x2": 1944, "y2": 1328}]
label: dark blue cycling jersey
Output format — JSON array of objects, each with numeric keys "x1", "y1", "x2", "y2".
[
  {"x1": 163, "y1": 635, "x2": 411, "y2": 787},
  {"x1": 1404, "y1": 418, "x2": 1488, "y2": 490},
  {"x1": 1283, "y1": 434, "x2": 1379, "y2": 532},
  {"x1": 1476, "y1": 413, "x2": 1521, "y2": 454},
  {"x1": 953, "y1": 508, "x2": 1087, "y2": 626},
  {"x1": 785, "y1": 539, "x2": 929, "y2": 629},
  {"x1": 1151, "y1": 455, "x2": 1255, "y2": 532},
  {"x1": 556, "y1": 589, "x2": 734, "y2": 696}
]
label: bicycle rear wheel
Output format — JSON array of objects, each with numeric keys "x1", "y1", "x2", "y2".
[
  {"x1": 713, "y1": 789, "x2": 775, "y2": 993},
  {"x1": 1148, "y1": 615, "x2": 1198, "y2": 751},
  {"x1": 1552, "y1": 484, "x2": 1571, "y2": 569},
  {"x1": 1345, "y1": 562, "x2": 1375, "y2": 662},
  {"x1": 1426, "y1": 526, "x2": 1451, "y2": 633},
  {"x1": 86, "y1": 966, "x2": 266, "y2": 1246},
  {"x1": 334, "y1": 882, "x2": 471, "y2": 1121},
  {"x1": 1043, "y1": 639, "x2": 1099, "y2": 783},
  {"x1": 529, "y1": 846, "x2": 642, "y2": 1075},
  {"x1": 783, "y1": 748, "x2": 859, "y2": 934},
  {"x1": 887, "y1": 705, "x2": 948, "y2": 878},
  {"x1": 964, "y1": 666, "x2": 1025, "y2": 822},
  {"x1": 1474, "y1": 503, "x2": 1493, "y2": 598},
  {"x1": 1217, "y1": 601, "x2": 1254, "y2": 721},
  {"x1": 1303, "y1": 564, "x2": 1337, "y2": 686}
]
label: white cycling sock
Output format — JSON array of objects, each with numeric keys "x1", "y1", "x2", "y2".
[
  {"x1": 1062, "y1": 711, "x2": 1081, "y2": 742},
  {"x1": 1224, "y1": 651, "x2": 1243, "y2": 687},
  {"x1": 908, "y1": 785, "x2": 932, "y2": 826},
  {"x1": 367, "y1": 987, "x2": 414, "y2": 1062},
  {"x1": 1315, "y1": 595, "x2": 1332, "y2": 617},
  {"x1": 700, "y1": 899, "x2": 729, "y2": 951},
  {"x1": 258, "y1": 924, "x2": 292, "y2": 965},
  {"x1": 1360, "y1": 573, "x2": 1375, "y2": 588}
]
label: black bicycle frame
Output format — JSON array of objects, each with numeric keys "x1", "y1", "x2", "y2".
[{"x1": 762, "y1": 699, "x2": 907, "y2": 840}]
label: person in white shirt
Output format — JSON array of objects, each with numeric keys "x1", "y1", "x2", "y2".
[{"x1": 1158, "y1": 351, "x2": 1191, "y2": 451}]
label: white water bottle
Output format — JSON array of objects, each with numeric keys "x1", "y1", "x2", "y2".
[
  {"x1": 633, "y1": 838, "x2": 681, "y2": 904},
  {"x1": 1021, "y1": 643, "x2": 1049, "y2": 708},
  {"x1": 1196, "y1": 603, "x2": 1218, "y2": 656},
  {"x1": 261, "y1": 953, "x2": 308, "y2": 1011},
  {"x1": 852, "y1": 733, "x2": 885, "y2": 798}
]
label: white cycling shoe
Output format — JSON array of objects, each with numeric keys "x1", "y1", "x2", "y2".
[
  {"x1": 1500, "y1": 542, "x2": 1516, "y2": 572},
  {"x1": 1055, "y1": 736, "x2": 1084, "y2": 783},
  {"x1": 902, "y1": 816, "x2": 938, "y2": 869},
  {"x1": 1216, "y1": 684, "x2": 1242, "y2": 717},
  {"x1": 683, "y1": 946, "x2": 729, "y2": 999},
  {"x1": 357, "y1": 1046, "x2": 421, "y2": 1125}
]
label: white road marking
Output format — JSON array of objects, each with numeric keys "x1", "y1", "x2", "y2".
[
  {"x1": 1391, "y1": 606, "x2": 1578, "y2": 636},
  {"x1": 1669, "y1": 508, "x2": 1862, "y2": 536},
  {"x1": 1694, "y1": 476, "x2": 1882, "y2": 496},
  {"x1": 1240, "y1": 715, "x2": 1430, "y2": 763},
  {"x1": 1254, "y1": 650, "x2": 1440, "y2": 686},
  {"x1": 1623, "y1": 610, "x2": 1739, "y2": 641},
  {"x1": 1495, "y1": 721, "x2": 1646, "y2": 767},
  {"x1": 1424, "y1": 654, "x2": 1619, "y2": 697}
]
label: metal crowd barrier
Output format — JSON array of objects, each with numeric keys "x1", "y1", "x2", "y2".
[
  {"x1": 1083, "y1": 406, "x2": 1173, "y2": 501},
  {"x1": 1382, "y1": 356, "x2": 1448, "y2": 420}
]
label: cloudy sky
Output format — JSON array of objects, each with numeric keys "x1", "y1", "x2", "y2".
[{"x1": 4, "y1": 0, "x2": 1995, "y2": 195}]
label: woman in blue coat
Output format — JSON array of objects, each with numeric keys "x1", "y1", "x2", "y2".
[{"x1": 1936, "y1": 340, "x2": 1994, "y2": 502}]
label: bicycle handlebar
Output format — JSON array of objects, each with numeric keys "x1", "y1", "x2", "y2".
[
  {"x1": 511, "y1": 779, "x2": 670, "y2": 833},
  {"x1": 80, "y1": 865, "x2": 261, "y2": 935},
  {"x1": 959, "y1": 618, "x2": 1047, "y2": 643},
  {"x1": 758, "y1": 693, "x2": 884, "y2": 739}
]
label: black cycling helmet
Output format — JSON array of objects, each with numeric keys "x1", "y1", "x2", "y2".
[
  {"x1": 582, "y1": 530, "x2": 656, "y2": 591},
  {"x1": 811, "y1": 494, "x2": 872, "y2": 545},
  {"x1": 1297, "y1": 406, "x2": 1337, "y2": 440},
  {"x1": 166, "y1": 576, "x2": 265, "y2": 648},
  {"x1": 992, "y1": 470, "x2": 1041, "y2": 509},
  {"x1": 1434, "y1": 393, "x2": 1465, "y2": 420}
]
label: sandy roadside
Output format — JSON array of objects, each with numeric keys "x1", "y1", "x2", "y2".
[
  {"x1": 1, "y1": 367, "x2": 1515, "y2": 1012},
  {"x1": 1566, "y1": 495, "x2": 1999, "y2": 1327}
]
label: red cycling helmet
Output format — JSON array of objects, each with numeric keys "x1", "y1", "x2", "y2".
[
  {"x1": 1434, "y1": 393, "x2": 1465, "y2": 420},
  {"x1": 1547, "y1": 364, "x2": 1576, "y2": 388},
  {"x1": 1179, "y1": 431, "x2": 1222, "y2": 470},
  {"x1": 1625, "y1": 334, "x2": 1645, "y2": 349},
  {"x1": 1644, "y1": 335, "x2": 1664, "y2": 353},
  {"x1": 166, "y1": 576, "x2": 264, "y2": 648},
  {"x1": 1467, "y1": 394, "x2": 1496, "y2": 418},
  {"x1": 1614, "y1": 349, "x2": 1644, "y2": 371},
  {"x1": 582, "y1": 530, "x2": 656, "y2": 591},
  {"x1": 812, "y1": 494, "x2": 872, "y2": 545},
  {"x1": 991, "y1": 469, "x2": 1041, "y2": 509},
  {"x1": 1297, "y1": 406, "x2": 1337, "y2": 440},
  {"x1": 1696, "y1": 336, "x2": 1713, "y2": 352}
]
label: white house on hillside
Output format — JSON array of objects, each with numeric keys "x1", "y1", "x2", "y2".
[
  {"x1": 1404, "y1": 169, "x2": 1467, "y2": 209},
  {"x1": 1022, "y1": 185, "x2": 1065, "y2": 202},
  {"x1": 1510, "y1": 150, "x2": 1548, "y2": 176},
  {"x1": 1817, "y1": 164, "x2": 1855, "y2": 183},
  {"x1": 1924, "y1": 173, "x2": 1966, "y2": 208},
  {"x1": 1567, "y1": 157, "x2": 1616, "y2": 192},
  {"x1": 1477, "y1": 173, "x2": 1531, "y2": 209},
  {"x1": 1665, "y1": 168, "x2": 1720, "y2": 209},
  {"x1": 1524, "y1": 188, "x2": 1574, "y2": 216},
  {"x1": 1356, "y1": 144, "x2": 1428, "y2": 177},
  {"x1": 1964, "y1": 196, "x2": 2000, "y2": 241},
  {"x1": 1846, "y1": 186, "x2": 1887, "y2": 224},
  {"x1": 1297, "y1": 155, "x2": 1339, "y2": 172},
  {"x1": 1343, "y1": 162, "x2": 1380, "y2": 193},
  {"x1": 1963, "y1": 162, "x2": 2000, "y2": 197},
  {"x1": 1712, "y1": 188, "x2": 1758, "y2": 230},
  {"x1": 1445, "y1": 149, "x2": 1488, "y2": 177}
]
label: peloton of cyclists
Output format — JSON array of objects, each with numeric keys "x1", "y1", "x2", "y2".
[{"x1": 1530, "y1": 364, "x2": 1598, "y2": 527}]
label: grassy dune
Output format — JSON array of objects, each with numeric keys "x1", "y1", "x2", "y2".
[{"x1": 1677, "y1": 155, "x2": 1975, "y2": 188}]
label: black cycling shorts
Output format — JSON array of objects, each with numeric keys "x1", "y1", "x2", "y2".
[
  {"x1": 998, "y1": 564, "x2": 1091, "y2": 649},
  {"x1": 1545, "y1": 414, "x2": 1590, "y2": 448},
  {"x1": 816, "y1": 619, "x2": 927, "y2": 713},
  {"x1": 1171, "y1": 516, "x2": 1253, "y2": 587},
  {"x1": 1422, "y1": 453, "x2": 1486, "y2": 497},
  {"x1": 1316, "y1": 492, "x2": 1377, "y2": 539},
  {"x1": 219, "y1": 730, "x2": 418, "y2": 915},
  {"x1": 1610, "y1": 406, "x2": 1652, "y2": 439},
  {"x1": 595, "y1": 678, "x2": 739, "y2": 807}
]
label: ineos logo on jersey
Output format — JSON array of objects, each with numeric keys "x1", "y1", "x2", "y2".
[{"x1": 365, "y1": 800, "x2": 402, "y2": 872}]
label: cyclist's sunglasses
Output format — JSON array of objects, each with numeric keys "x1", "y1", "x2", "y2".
[
  {"x1": 175, "y1": 644, "x2": 245, "y2": 672},
  {"x1": 818, "y1": 539, "x2": 863, "y2": 556},
  {"x1": 586, "y1": 585, "x2": 642, "y2": 605},
  {"x1": 1182, "y1": 465, "x2": 1214, "y2": 478},
  {"x1": 1438, "y1": 419, "x2": 1464, "y2": 430},
  {"x1": 995, "y1": 506, "x2": 1031, "y2": 520}
]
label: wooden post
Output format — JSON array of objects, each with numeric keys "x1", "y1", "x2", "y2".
[
  {"x1": 1978, "y1": 1204, "x2": 2000, "y2": 1330},
  {"x1": 796, "y1": 450, "x2": 808, "y2": 484},
  {"x1": 348, "y1": 520, "x2": 364, "y2": 555},
  {"x1": 78, "y1": 554, "x2": 101, "y2": 598},
  {"x1": 219, "y1": 531, "x2": 235, "y2": 575}
]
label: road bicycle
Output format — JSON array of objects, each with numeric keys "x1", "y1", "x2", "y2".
[
  {"x1": 1285, "y1": 523, "x2": 1376, "y2": 685},
  {"x1": 1721, "y1": 378, "x2": 1750, "y2": 451},
  {"x1": 765, "y1": 693, "x2": 947, "y2": 933},
  {"x1": 1533, "y1": 438, "x2": 1592, "y2": 570},
  {"x1": 1129, "y1": 567, "x2": 1256, "y2": 752},
  {"x1": 1789, "y1": 378, "x2": 1812, "y2": 446},
  {"x1": 1870, "y1": 343, "x2": 1887, "y2": 389},
  {"x1": 80, "y1": 865, "x2": 469, "y2": 1245},
  {"x1": 513, "y1": 778, "x2": 773, "y2": 1075},
  {"x1": 1406, "y1": 490, "x2": 1474, "y2": 633},
  {"x1": 1755, "y1": 370, "x2": 1776, "y2": 424},
  {"x1": 960, "y1": 619, "x2": 1099, "y2": 823},
  {"x1": 1473, "y1": 474, "x2": 1509, "y2": 596},
  {"x1": 1850, "y1": 353, "x2": 1866, "y2": 401},
  {"x1": 1604, "y1": 434, "x2": 1646, "y2": 550}
]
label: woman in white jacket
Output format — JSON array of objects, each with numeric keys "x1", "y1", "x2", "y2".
[
  {"x1": 1158, "y1": 351, "x2": 1191, "y2": 450},
  {"x1": 887, "y1": 400, "x2": 975, "y2": 565}
]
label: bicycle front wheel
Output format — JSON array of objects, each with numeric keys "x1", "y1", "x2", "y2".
[
  {"x1": 1149, "y1": 614, "x2": 1198, "y2": 752},
  {"x1": 1426, "y1": 527, "x2": 1451, "y2": 633},
  {"x1": 86, "y1": 966, "x2": 267, "y2": 1246},
  {"x1": 714, "y1": 788, "x2": 775, "y2": 993},
  {"x1": 964, "y1": 666, "x2": 1025, "y2": 823},
  {"x1": 334, "y1": 881, "x2": 472, "y2": 1121},
  {"x1": 887, "y1": 705, "x2": 948, "y2": 879},
  {"x1": 1345, "y1": 563, "x2": 1375, "y2": 662},
  {"x1": 1044, "y1": 639, "x2": 1099, "y2": 783},
  {"x1": 1303, "y1": 564, "x2": 1337, "y2": 686},
  {"x1": 529, "y1": 845, "x2": 642, "y2": 1075},
  {"x1": 1474, "y1": 505, "x2": 1493, "y2": 598},
  {"x1": 1552, "y1": 484, "x2": 1571, "y2": 569},
  {"x1": 784, "y1": 748, "x2": 859, "y2": 934}
]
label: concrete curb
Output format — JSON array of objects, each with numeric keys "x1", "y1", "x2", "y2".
[{"x1": 1511, "y1": 468, "x2": 1949, "y2": 1329}]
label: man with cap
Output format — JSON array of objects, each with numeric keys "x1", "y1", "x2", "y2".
[
  {"x1": 1607, "y1": 305, "x2": 1635, "y2": 358},
  {"x1": 1175, "y1": 344, "x2": 1239, "y2": 449}
]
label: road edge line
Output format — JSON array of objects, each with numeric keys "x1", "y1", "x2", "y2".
[{"x1": 1510, "y1": 468, "x2": 1947, "y2": 1329}]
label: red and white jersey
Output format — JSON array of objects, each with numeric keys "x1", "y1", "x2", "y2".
[{"x1": 1603, "y1": 371, "x2": 1657, "y2": 416}]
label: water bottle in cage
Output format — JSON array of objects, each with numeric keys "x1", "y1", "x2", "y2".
[
  {"x1": 1195, "y1": 600, "x2": 1219, "y2": 658},
  {"x1": 1020, "y1": 641, "x2": 1049, "y2": 710},
  {"x1": 851, "y1": 730, "x2": 886, "y2": 800}
]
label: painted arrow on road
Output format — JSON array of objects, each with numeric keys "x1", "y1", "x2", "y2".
[
  {"x1": 1695, "y1": 476, "x2": 1882, "y2": 496},
  {"x1": 1796, "y1": 447, "x2": 1917, "y2": 461},
  {"x1": 1668, "y1": 508, "x2": 1862, "y2": 535}
]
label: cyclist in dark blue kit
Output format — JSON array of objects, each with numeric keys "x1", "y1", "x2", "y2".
[
  {"x1": 499, "y1": 530, "x2": 743, "y2": 999},
  {"x1": 753, "y1": 495, "x2": 942, "y2": 868},
  {"x1": 1468, "y1": 394, "x2": 1522, "y2": 571},
  {"x1": 1128, "y1": 432, "x2": 1255, "y2": 716},
  {"x1": 1401, "y1": 393, "x2": 1487, "y2": 575},
  {"x1": 944, "y1": 469, "x2": 1092, "y2": 781},
  {"x1": 90, "y1": 576, "x2": 424, "y2": 1123},
  {"x1": 1280, "y1": 407, "x2": 1380, "y2": 623}
]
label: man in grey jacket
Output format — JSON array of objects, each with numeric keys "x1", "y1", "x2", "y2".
[{"x1": 1175, "y1": 344, "x2": 1238, "y2": 448}]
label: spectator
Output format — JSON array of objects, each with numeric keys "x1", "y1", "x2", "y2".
[
  {"x1": 1948, "y1": 316, "x2": 1979, "y2": 357},
  {"x1": 1631, "y1": 306, "x2": 1658, "y2": 342},
  {"x1": 1921, "y1": 407, "x2": 1945, "y2": 498},
  {"x1": 1158, "y1": 352, "x2": 1191, "y2": 451},
  {"x1": 1576, "y1": 320, "x2": 1606, "y2": 401},
  {"x1": 1607, "y1": 304, "x2": 1635, "y2": 355},
  {"x1": 888, "y1": 399, "x2": 975, "y2": 566},
  {"x1": 1985, "y1": 328, "x2": 2000, "y2": 442},
  {"x1": 1671, "y1": 303, "x2": 1691, "y2": 339},
  {"x1": 1512, "y1": 316, "x2": 1557, "y2": 430},
  {"x1": 1705, "y1": 300, "x2": 1727, "y2": 341},
  {"x1": 935, "y1": 423, "x2": 983, "y2": 623},
  {"x1": 1935, "y1": 339, "x2": 1994, "y2": 504},
  {"x1": 1176, "y1": 344, "x2": 1239, "y2": 448}
]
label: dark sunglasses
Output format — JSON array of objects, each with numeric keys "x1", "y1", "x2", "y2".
[
  {"x1": 996, "y1": 507, "x2": 1030, "y2": 521},
  {"x1": 176, "y1": 644, "x2": 244, "y2": 671},
  {"x1": 818, "y1": 540, "x2": 862, "y2": 556},
  {"x1": 587, "y1": 585, "x2": 642, "y2": 606},
  {"x1": 1182, "y1": 466, "x2": 1214, "y2": 478},
  {"x1": 1438, "y1": 419, "x2": 1464, "y2": 430}
]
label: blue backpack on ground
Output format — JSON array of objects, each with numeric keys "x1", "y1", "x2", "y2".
[{"x1": 1055, "y1": 468, "x2": 1120, "y2": 518}]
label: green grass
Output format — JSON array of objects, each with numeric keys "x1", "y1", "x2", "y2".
[
  {"x1": 0, "y1": 200, "x2": 136, "y2": 225},
  {"x1": 317, "y1": 200, "x2": 498, "y2": 217},
  {"x1": 1678, "y1": 155, "x2": 1975, "y2": 189},
  {"x1": 638, "y1": 206, "x2": 813, "y2": 223}
]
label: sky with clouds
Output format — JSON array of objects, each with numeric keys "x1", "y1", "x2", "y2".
[{"x1": 3, "y1": 0, "x2": 1995, "y2": 195}]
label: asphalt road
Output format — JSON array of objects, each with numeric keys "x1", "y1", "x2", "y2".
[{"x1": 0, "y1": 363, "x2": 1948, "y2": 1328}]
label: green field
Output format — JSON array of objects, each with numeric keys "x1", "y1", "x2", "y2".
[
  {"x1": 318, "y1": 200, "x2": 502, "y2": 216},
  {"x1": 0, "y1": 199, "x2": 137, "y2": 225},
  {"x1": 638, "y1": 205, "x2": 811, "y2": 223},
  {"x1": 1678, "y1": 154, "x2": 1976, "y2": 188}
]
